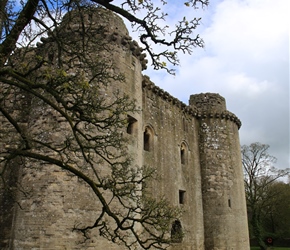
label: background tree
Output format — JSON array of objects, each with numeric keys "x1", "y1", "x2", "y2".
[
  {"x1": 0, "y1": 1, "x2": 209, "y2": 249},
  {"x1": 242, "y1": 142, "x2": 289, "y2": 250},
  {"x1": 261, "y1": 181, "x2": 290, "y2": 239}
]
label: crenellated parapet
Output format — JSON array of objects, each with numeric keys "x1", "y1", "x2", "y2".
[
  {"x1": 142, "y1": 76, "x2": 241, "y2": 128},
  {"x1": 36, "y1": 7, "x2": 148, "y2": 70},
  {"x1": 195, "y1": 110, "x2": 241, "y2": 129},
  {"x1": 142, "y1": 75, "x2": 199, "y2": 115},
  {"x1": 190, "y1": 93, "x2": 242, "y2": 128},
  {"x1": 101, "y1": 32, "x2": 147, "y2": 70}
]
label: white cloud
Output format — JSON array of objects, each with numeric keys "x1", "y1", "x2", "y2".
[
  {"x1": 144, "y1": 0, "x2": 289, "y2": 170},
  {"x1": 224, "y1": 73, "x2": 272, "y2": 97},
  {"x1": 204, "y1": 0, "x2": 289, "y2": 64}
]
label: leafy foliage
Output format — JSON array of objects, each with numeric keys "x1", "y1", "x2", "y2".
[{"x1": 261, "y1": 181, "x2": 290, "y2": 239}]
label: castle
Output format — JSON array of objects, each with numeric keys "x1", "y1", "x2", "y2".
[{"x1": 0, "y1": 7, "x2": 250, "y2": 250}]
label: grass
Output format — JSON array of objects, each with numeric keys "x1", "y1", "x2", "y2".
[{"x1": 251, "y1": 248, "x2": 290, "y2": 250}]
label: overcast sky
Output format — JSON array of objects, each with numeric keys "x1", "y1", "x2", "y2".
[{"x1": 139, "y1": 0, "x2": 289, "y2": 171}]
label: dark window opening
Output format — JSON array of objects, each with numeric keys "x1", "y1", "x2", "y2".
[
  {"x1": 171, "y1": 220, "x2": 183, "y2": 243},
  {"x1": 181, "y1": 147, "x2": 185, "y2": 165},
  {"x1": 179, "y1": 190, "x2": 186, "y2": 204},
  {"x1": 180, "y1": 143, "x2": 187, "y2": 165},
  {"x1": 228, "y1": 199, "x2": 231, "y2": 208},
  {"x1": 143, "y1": 127, "x2": 153, "y2": 151},
  {"x1": 127, "y1": 116, "x2": 137, "y2": 135}
]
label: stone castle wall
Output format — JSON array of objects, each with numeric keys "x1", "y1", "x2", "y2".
[
  {"x1": 142, "y1": 76, "x2": 205, "y2": 249},
  {"x1": 0, "y1": 7, "x2": 250, "y2": 250}
]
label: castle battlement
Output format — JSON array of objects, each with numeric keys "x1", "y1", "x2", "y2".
[
  {"x1": 142, "y1": 75, "x2": 242, "y2": 129},
  {"x1": 0, "y1": 7, "x2": 249, "y2": 250},
  {"x1": 37, "y1": 7, "x2": 148, "y2": 70}
]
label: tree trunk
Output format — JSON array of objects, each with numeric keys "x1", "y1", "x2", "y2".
[{"x1": 251, "y1": 210, "x2": 267, "y2": 250}]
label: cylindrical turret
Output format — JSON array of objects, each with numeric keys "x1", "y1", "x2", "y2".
[
  {"x1": 0, "y1": 7, "x2": 146, "y2": 249},
  {"x1": 190, "y1": 93, "x2": 250, "y2": 250}
]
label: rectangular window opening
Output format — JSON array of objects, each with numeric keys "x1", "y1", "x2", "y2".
[
  {"x1": 179, "y1": 190, "x2": 186, "y2": 204},
  {"x1": 127, "y1": 115, "x2": 137, "y2": 135}
]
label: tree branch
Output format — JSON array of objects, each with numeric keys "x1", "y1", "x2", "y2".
[{"x1": 0, "y1": 0, "x2": 40, "y2": 64}]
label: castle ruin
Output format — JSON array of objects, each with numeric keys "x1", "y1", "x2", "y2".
[{"x1": 0, "y1": 7, "x2": 250, "y2": 250}]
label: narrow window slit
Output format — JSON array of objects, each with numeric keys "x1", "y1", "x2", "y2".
[
  {"x1": 143, "y1": 127, "x2": 153, "y2": 151},
  {"x1": 179, "y1": 190, "x2": 186, "y2": 204}
]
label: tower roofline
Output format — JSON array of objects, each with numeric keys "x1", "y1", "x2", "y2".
[
  {"x1": 142, "y1": 75, "x2": 242, "y2": 129},
  {"x1": 36, "y1": 7, "x2": 148, "y2": 70}
]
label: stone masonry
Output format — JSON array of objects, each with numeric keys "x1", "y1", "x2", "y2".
[{"x1": 0, "y1": 7, "x2": 250, "y2": 250}]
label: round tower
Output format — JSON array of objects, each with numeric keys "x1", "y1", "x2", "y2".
[
  {"x1": 1, "y1": 7, "x2": 147, "y2": 249},
  {"x1": 190, "y1": 93, "x2": 250, "y2": 250}
]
